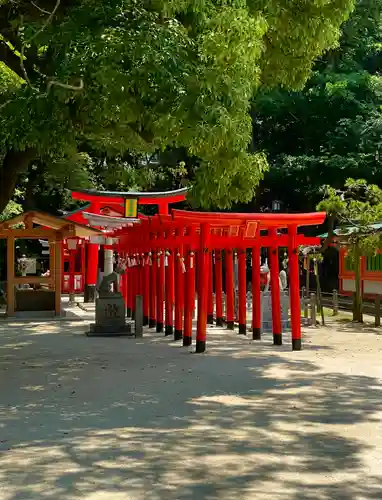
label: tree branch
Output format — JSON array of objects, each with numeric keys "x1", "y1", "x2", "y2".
[
  {"x1": 46, "y1": 78, "x2": 84, "y2": 93},
  {"x1": 31, "y1": 1, "x2": 53, "y2": 15},
  {"x1": 0, "y1": 40, "x2": 26, "y2": 79}
]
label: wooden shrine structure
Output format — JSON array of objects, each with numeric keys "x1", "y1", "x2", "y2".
[
  {"x1": 0, "y1": 211, "x2": 101, "y2": 316},
  {"x1": 86, "y1": 207, "x2": 326, "y2": 352}
]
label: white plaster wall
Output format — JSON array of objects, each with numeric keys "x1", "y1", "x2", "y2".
[
  {"x1": 364, "y1": 281, "x2": 382, "y2": 295},
  {"x1": 342, "y1": 279, "x2": 356, "y2": 292}
]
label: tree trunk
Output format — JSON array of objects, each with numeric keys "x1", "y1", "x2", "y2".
[
  {"x1": 353, "y1": 243, "x2": 363, "y2": 323},
  {"x1": 0, "y1": 149, "x2": 36, "y2": 214}
]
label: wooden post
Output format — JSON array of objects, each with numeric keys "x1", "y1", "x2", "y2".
[
  {"x1": 135, "y1": 295, "x2": 143, "y2": 337},
  {"x1": 310, "y1": 293, "x2": 317, "y2": 327},
  {"x1": 333, "y1": 289, "x2": 339, "y2": 316},
  {"x1": 238, "y1": 249, "x2": 247, "y2": 334},
  {"x1": 196, "y1": 223, "x2": 210, "y2": 353},
  {"x1": 215, "y1": 250, "x2": 224, "y2": 327},
  {"x1": 149, "y1": 250, "x2": 157, "y2": 328},
  {"x1": 288, "y1": 226, "x2": 302, "y2": 350},
  {"x1": 375, "y1": 295, "x2": 381, "y2": 327},
  {"x1": 183, "y1": 248, "x2": 196, "y2": 346},
  {"x1": 207, "y1": 251, "x2": 214, "y2": 324},
  {"x1": 174, "y1": 247, "x2": 184, "y2": 340},
  {"x1": 6, "y1": 235, "x2": 15, "y2": 316},
  {"x1": 142, "y1": 254, "x2": 150, "y2": 326},
  {"x1": 252, "y1": 245, "x2": 261, "y2": 340},
  {"x1": 156, "y1": 250, "x2": 165, "y2": 333},
  {"x1": 54, "y1": 237, "x2": 62, "y2": 316},
  {"x1": 225, "y1": 249, "x2": 235, "y2": 330},
  {"x1": 302, "y1": 286, "x2": 309, "y2": 323},
  {"x1": 165, "y1": 250, "x2": 174, "y2": 336},
  {"x1": 269, "y1": 229, "x2": 282, "y2": 345}
]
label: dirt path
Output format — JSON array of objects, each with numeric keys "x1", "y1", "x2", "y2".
[{"x1": 0, "y1": 318, "x2": 381, "y2": 499}]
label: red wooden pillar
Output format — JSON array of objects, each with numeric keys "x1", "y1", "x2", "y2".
[
  {"x1": 238, "y1": 249, "x2": 247, "y2": 334},
  {"x1": 126, "y1": 254, "x2": 133, "y2": 317},
  {"x1": 225, "y1": 249, "x2": 235, "y2": 330},
  {"x1": 196, "y1": 223, "x2": 210, "y2": 353},
  {"x1": 149, "y1": 251, "x2": 157, "y2": 328},
  {"x1": 85, "y1": 242, "x2": 99, "y2": 302},
  {"x1": 122, "y1": 253, "x2": 128, "y2": 305},
  {"x1": 131, "y1": 254, "x2": 137, "y2": 319},
  {"x1": 165, "y1": 250, "x2": 174, "y2": 336},
  {"x1": 207, "y1": 251, "x2": 214, "y2": 324},
  {"x1": 252, "y1": 244, "x2": 262, "y2": 340},
  {"x1": 269, "y1": 228, "x2": 282, "y2": 345},
  {"x1": 183, "y1": 245, "x2": 196, "y2": 346},
  {"x1": 215, "y1": 250, "x2": 223, "y2": 327},
  {"x1": 288, "y1": 225, "x2": 302, "y2": 350},
  {"x1": 156, "y1": 250, "x2": 165, "y2": 333},
  {"x1": 144, "y1": 253, "x2": 150, "y2": 325},
  {"x1": 69, "y1": 250, "x2": 75, "y2": 298},
  {"x1": 174, "y1": 246, "x2": 184, "y2": 340}
]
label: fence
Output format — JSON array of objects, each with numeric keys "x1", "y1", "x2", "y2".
[{"x1": 301, "y1": 288, "x2": 382, "y2": 327}]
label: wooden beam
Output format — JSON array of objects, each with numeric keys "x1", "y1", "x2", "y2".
[
  {"x1": 0, "y1": 228, "x2": 56, "y2": 239},
  {"x1": 13, "y1": 276, "x2": 54, "y2": 285},
  {"x1": 6, "y1": 236, "x2": 15, "y2": 316}
]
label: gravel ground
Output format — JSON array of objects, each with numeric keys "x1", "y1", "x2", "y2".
[{"x1": 0, "y1": 317, "x2": 381, "y2": 500}]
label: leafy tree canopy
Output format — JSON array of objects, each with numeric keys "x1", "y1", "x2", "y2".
[
  {"x1": 252, "y1": 0, "x2": 381, "y2": 212},
  {"x1": 0, "y1": 0, "x2": 355, "y2": 213},
  {"x1": 317, "y1": 178, "x2": 382, "y2": 321}
]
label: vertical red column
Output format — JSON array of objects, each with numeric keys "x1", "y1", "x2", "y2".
[
  {"x1": 196, "y1": 223, "x2": 210, "y2": 353},
  {"x1": 269, "y1": 228, "x2": 282, "y2": 345},
  {"x1": 69, "y1": 249, "x2": 75, "y2": 300},
  {"x1": 126, "y1": 253, "x2": 132, "y2": 317},
  {"x1": 131, "y1": 253, "x2": 137, "y2": 319},
  {"x1": 207, "y1": 251, "x2": 214, "y2": 324},
  {"x1": 156, "y1": 249, "x2": 165, "y2": 333},
  {"x1": 252, "y1": 243, "x2": 262, "y2": 340},
  {"x1": 215, "y1": 249, "x2": 223, "y2": 327},
  {"x1": 225, "y1": 249, "x2": 235, "y2": 330},
  {"x1": 183, "y1": 238, "x2": 196, "y2": 346},
  {"x1": 149, "y1": 250, "x2": 157, "y2": 328},
  {"x1": 165, "y1": 250, "x2": 174, "y2": 336},
  {"x1": 238, "y1": 249, "x2": 247, "y2": 334},
  {"x1": 85, "y1": 242, "x2": 99, "y2": 302},
  {"x1": 288, "y1": 225, "x2": 302, "y2": 350},
  {"x1": 174, "y1": 246, "x2": 184, "y2": 340}
]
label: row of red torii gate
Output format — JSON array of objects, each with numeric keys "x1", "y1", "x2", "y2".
[{"x1": 64, "y1": 187, "x2": 326, "y2": 352}]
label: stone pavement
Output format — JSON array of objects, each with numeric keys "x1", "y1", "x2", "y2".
[{"x1": 0, "y1": 317, "x2": 382, "y2": 499}]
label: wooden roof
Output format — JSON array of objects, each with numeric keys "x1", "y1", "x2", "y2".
[{"x1": 0, "y1": 210, "x2": 102, "y2": 238}]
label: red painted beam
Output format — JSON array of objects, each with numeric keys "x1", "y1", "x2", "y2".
[{"x1": 172, "y1": 209, "x2": 326, "y2": 228}]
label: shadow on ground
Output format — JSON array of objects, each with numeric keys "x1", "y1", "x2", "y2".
[{"x1": 0, "y1": 321, "x2": 381, "y2": 499}]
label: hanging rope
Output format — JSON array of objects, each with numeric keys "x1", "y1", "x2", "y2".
[
  {"x1": 165, "y1": 250, "x2": 170, "y2": 267},
  {"x1": 177, "y1": 252, "x2": 186, "y2": 273}
]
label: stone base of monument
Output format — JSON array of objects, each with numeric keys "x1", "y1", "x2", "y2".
[
  {"x1": 86, "y1": 295, "x2": 135, "y2": 337},
  {"x1": 261, "y1": 291, "x2": 291, "y2": 333}
]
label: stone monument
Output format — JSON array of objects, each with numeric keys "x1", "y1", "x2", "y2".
[
  {"x1": 87, "y1": 266, "x2": 133, "y2": 336},
  {"x1": 261, "y1": 290, "x2": 290, "y2": 333}
]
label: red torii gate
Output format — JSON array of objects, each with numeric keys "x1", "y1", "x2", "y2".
[
  {"x1": 111, "y1": 209, "x2": 325, "y2": 352},
  {"x1": 65, "y1": 187, "x2": 188, "y2": 300}
]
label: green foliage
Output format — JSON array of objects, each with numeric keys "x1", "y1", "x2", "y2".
[
  {"x1": 0, "y1": 188, "x2": 23, "y2": 220},
  {"x1": 317, "y1": 177, "x2": 382, "y2": 321},
  {"x1": 317, "y1": 178, "x2": 382, "y2": 253},
  {"x1": 252, "y1": 0, "x2": 382, "y2": 212},
  {"x1": 0, "y1": 0, "x2": 355, "y2": 210}
]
